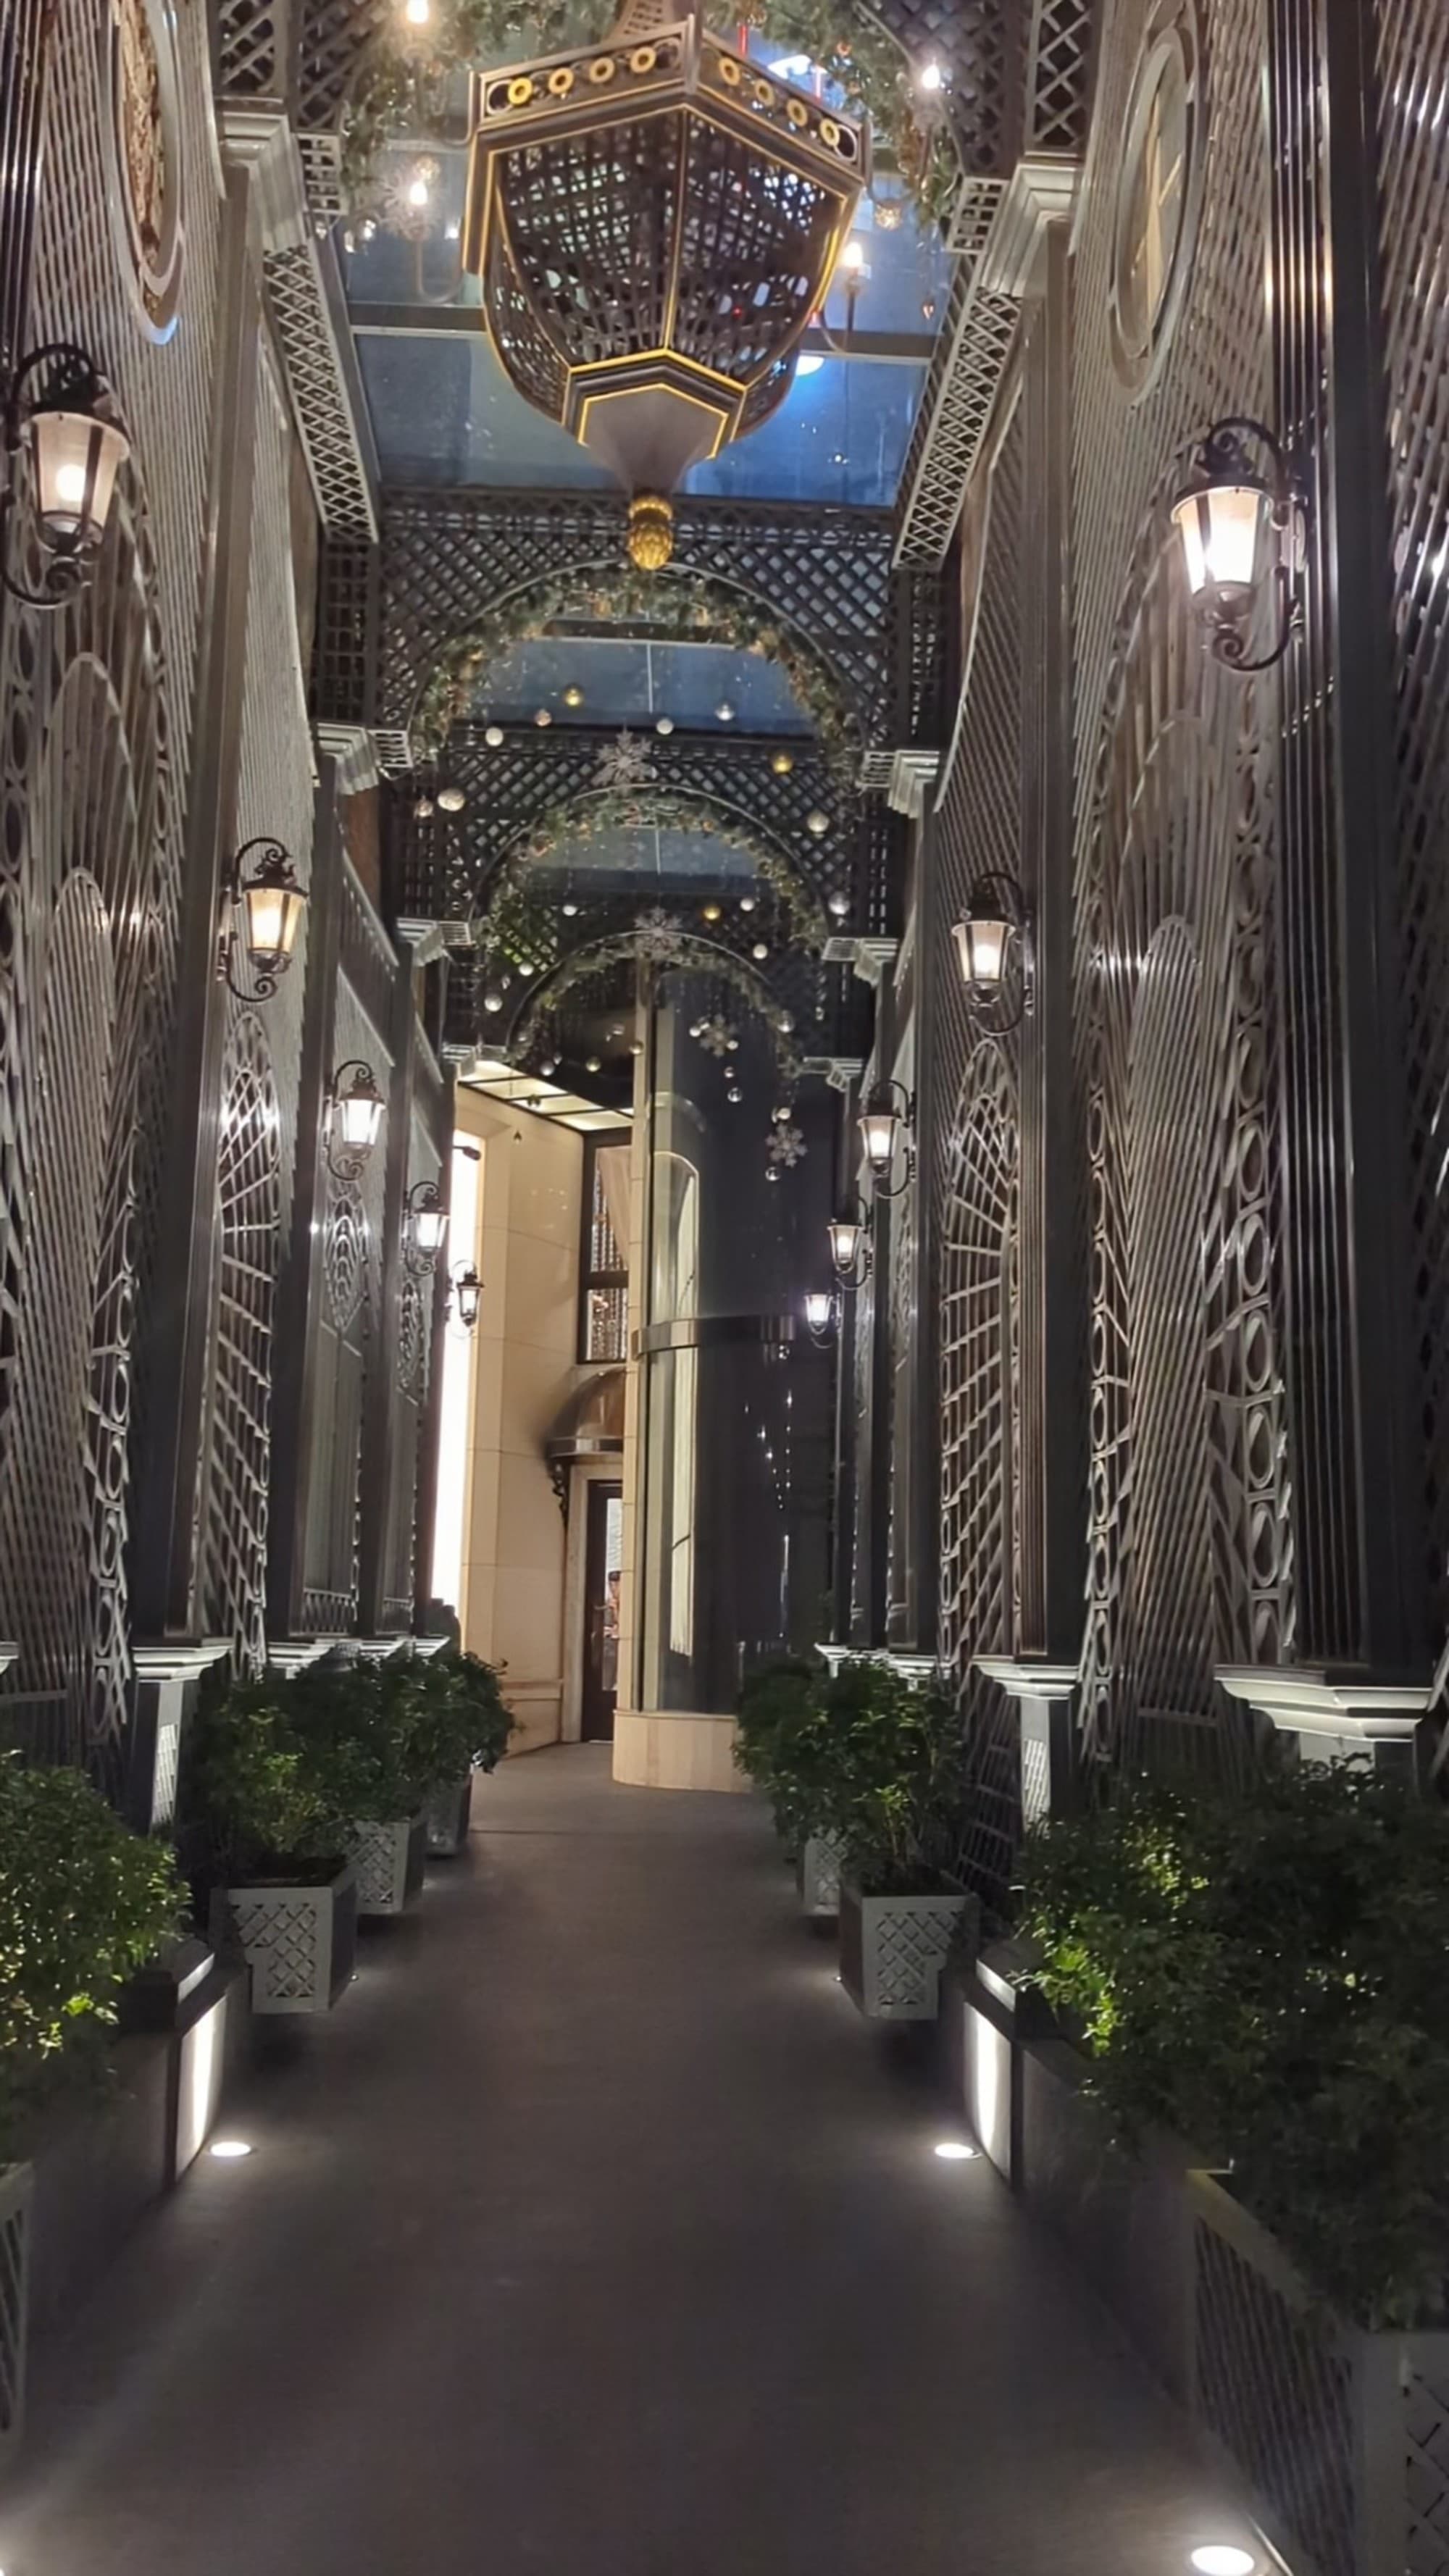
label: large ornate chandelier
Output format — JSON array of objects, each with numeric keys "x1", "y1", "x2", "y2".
[{"x1": 462, "y1": 7, "x2": 868, "y2": 564}]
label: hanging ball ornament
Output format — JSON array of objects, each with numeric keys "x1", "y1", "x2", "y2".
[
  {"x1": 562, "y1": 685, "x2": 584, "y2": 708},
  {"x1": 535, "y1": 707, "x2": 553, "y2": 727},
  {"x1": 828, "y1": 889, "x2": 851, "y2": 918},
  {"x1": 770, "y1": 749, "x2": 794, "y2": 776},
  {"x1": 753, "y1": 942, "x2": 769, "y2": 960},
  {"x1": 655, "y1": 716, "x2": 675, "y2": 736},
  {"x1": 438, "y1": 785, "x2": 467, "y2": 813},
  {"x1": 484, "y1": 724, "x2": 504, "y2": 748},
  {"x1": 627, "y1": 492, "x2": 676, "y2": 571},
  {"x1": 414, "y1": 795, "x2": 435, "y2": 820},
  {"x1": 806, "y1": 810, "x2": 830, "y2": 837}
]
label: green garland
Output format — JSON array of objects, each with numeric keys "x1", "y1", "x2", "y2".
[
  {"x1": 413, "y1": 564, "x2": 857, "y2": 771},
  {"x1": 339, "y1": 2, "x2": 960, "y2": 234},
  {"x1": 511, "y1": 932, "x2": 806, "y2": 1081},
  {"x1": 491, "y1": 790, "x2": 827, "y2": 950}
]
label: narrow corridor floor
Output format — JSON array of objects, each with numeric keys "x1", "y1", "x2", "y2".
[{"x1": 1, "y1": 1748, "x2": 1244, "y2": 2576}]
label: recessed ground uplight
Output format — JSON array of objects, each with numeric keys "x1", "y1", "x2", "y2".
[
  {"x1": 1190, "y1": 2552, "x2": 1256, "y2": 2576},
  {"x1": 932, "y1": 2141, "x2": 977, "y2": 2162},
  {"x1": 209, "y1": 2138, "x2": 253, "y2": 2160}
]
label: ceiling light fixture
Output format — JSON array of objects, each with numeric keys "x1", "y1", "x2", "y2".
[{"x1": 463, "y1": 27, "x2": 868, "y2": 548}]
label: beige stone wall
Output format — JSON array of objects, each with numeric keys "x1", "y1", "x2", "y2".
[{"x1": 454, "y1": 1092, "x2": 584, "y2": 1754}]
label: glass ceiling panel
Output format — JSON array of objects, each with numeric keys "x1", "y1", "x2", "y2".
[
  {"x1": 523, "y1": 827, "x2": 759, "y2": 887},
  {"x1": 361, "y1": 333, "x2": 921, "y2": 509},
  {"x1": 471, "y1": 637, "x2": 814, "y2": 733}
]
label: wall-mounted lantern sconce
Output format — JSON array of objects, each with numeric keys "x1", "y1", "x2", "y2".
[
  {"x1": 447, "y1": 1262, "x2": 483, "y2": 1331},
  {"x1": 1171, "y1": 417, "x2": 1305, "y2": 672},
  {"x1": 803, "y1": 1289, "x2": 837, "y2": 1345},
  {"x1": 858, "y1": 1079, "x2": 916, "y2": 1201},
  {"x1": 217, "y1": 838, "x2": 308, "y2": 1000},
  {"x1": 827, "y1": 1210, "x2": 871, "y2": 1286},
  {"x1": 404, "y1": 1179, "x2": 448, "y2": 1274},
  {"x1": 1, "y1": 343, "x2": 130, "y2": 607},
  {"x1": 325, "y1": 1060, "x2": 384, "y2": 1180},
  {"x1": 952, "y1": 871, "x2": 1035, "y2": 1030}
]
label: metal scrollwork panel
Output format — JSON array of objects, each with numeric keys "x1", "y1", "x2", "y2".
[
  {"x1": 1077, "y1": 559, "x2": 1293, "y2": 1778},
  {"x1": 0, "y1": 494, "x2": 179, "y2": 1782},
  {"x1": 939, "y1": 1043, "x2": 1020, "y2": 1916},
  {"x1": 201, "y1": 1014, "x2": 283, "y2": 1669},
  {"x1": 1373, "y1": 0, "x2": 1449, "y2": 1628}
]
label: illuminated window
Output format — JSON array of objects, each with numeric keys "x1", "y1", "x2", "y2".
[{"x1": 580, "y1": 1139, "x2": 630, "y2": 1361}]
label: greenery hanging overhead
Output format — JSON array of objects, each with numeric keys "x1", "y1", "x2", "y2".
[
  {"x1": 479, "y1": 788, "x2": 830, "y2": 955},
  {"x1": 509, "y1": 929, "x2": 806, "y2": 1082},
  {"x1": 412, "y1": 564, "x2": 859, "y2": 769},
  {"x1": 341, "y1": 2, "x2": 960, "y2": 234}
]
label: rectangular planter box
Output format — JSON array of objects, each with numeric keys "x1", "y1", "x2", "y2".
[
  {"x1": 1009, "y1": 2020, "x2": 1449, "y2": 2576},
  {"x1": 796, "y1": 1831, "x2": 845, "y2": 1920},
  {"x1": 425, "y1": 1773, "x2": 474, "y2": 1857},
  {"x1": 0, "y1": 2162, "x2": 31, "y2": 2478},
  {"x1": 212, "y1": 1865, "x2": 357, "y2": 2014},
  {"x1": 352, "y1": 1813, "x2": 427, "y2": 1917},
  {"x1": 838, "y1": 1877, "x2": 975, "y2": 2021}
]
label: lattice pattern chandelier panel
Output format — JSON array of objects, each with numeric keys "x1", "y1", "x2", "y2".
[{"x1": 464, "y1": 22, "x2": 865, "y2": 499}]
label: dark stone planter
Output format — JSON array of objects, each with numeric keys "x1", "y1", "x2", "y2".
[{"x1": 425, "y1": 1773, "x2": 474, "y2": 1856}]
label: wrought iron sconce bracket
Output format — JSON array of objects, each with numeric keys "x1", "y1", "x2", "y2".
[
  {"x1": 953, "y1": 869, "x2": 1035, "y2": 1034},
  {"x1": 1173, "y1": 415, "x2": 1307, "y2": 675}
]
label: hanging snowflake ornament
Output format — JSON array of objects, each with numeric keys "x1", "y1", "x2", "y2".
[
  {"x1": 380, "y1": 156, "x2": 440, "y2": 241},
  {"x1": 594, "y1": 727, "x2": 656, "y2": 793},
  {"x1": 767, "y1": 1121, "x2": 808, "y2": 1171},
  {"x1": 634, "y1": 905, "x2": 685, "y2": 962},
  {"x1": 697, "y1": 1013, "x2": 738, "y2": 1059}
]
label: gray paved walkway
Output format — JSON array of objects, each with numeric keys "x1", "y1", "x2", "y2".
[{"x1": 0, "y1": 1747, "x2": 1251, "y2": 2575}]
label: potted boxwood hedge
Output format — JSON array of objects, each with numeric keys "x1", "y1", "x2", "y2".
[
  {"x1": 1019, "y1": 1759, "x2": 1449, "y2": 2331},
  {"x1": 0, "y1": 1754, "x2": 182, "y2": 2464},
  {"x1": 390, "y1": 1648, "x2": 512, "y2": 1857},
  {"x1": 290, "y1": 1658, "x2": 433, "y2": 1920},
  {"x1": 1015, "y1": 1761, "x2": 1449, "y2": 2576},
  {"x1": 734, "y1": 1658, "x2": 845, "y2": 1918},
  {"x1": 814, "y1": 1659, "x2": 974, "y2": 2020},
  {"x1": 185, "y1": 1673, "x2": 362, "y2": 2012}
]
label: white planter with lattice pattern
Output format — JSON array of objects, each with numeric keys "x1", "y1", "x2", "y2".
[
  {"x1": 796, "y1": 1832, "x2": 845, "y2": 1919},
  {"x1": 0, "y1": 2162, "x2": 31, "y2": 2477},
  {"x1": 424, "y1": 1773, "x2": 473, "y2": 1856},
  {"x1": 212, "y1": 1866, "x2": 357, "y2": 2015},
  {"x1": 838, "y1": 1878, "x2": 974, "y2": 2021},
  {"x1": 351, "y1": 1813, "x2": 427, "y2": 1916}
]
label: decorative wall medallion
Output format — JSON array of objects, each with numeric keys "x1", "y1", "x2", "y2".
[
  {"x1": 104, "y1": 0, "x2": 185, "y2": 340},
  {"x1": 1108, "y1": 0, "x2": 1206, "y2": 396}
]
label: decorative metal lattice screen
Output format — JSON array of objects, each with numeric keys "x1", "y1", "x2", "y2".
[
  {"x1": 202, "y1": 1016, "x2": 283, "y2": 1666},
  {"x1": 1374, "y1": 0, "x2": 1449, "y2": 1636},
  {"x1": 927, "y1": 389, "x2": 1027, "y2": 1911},
  {"x1": 0, "y1": 0, "x2": 221, "y2": 1774},
  {"x1": 1072, "y1": 0, "x2": 1295, "y2": 1766}
]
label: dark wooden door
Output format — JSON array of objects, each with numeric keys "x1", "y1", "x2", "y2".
[{"x1": 581, "y1": 1480, "x2": 623, "y2": 1741}]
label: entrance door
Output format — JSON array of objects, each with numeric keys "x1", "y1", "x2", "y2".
[{"x1": 581, "y1": 1481, "x2": 624, "y2": 1741}]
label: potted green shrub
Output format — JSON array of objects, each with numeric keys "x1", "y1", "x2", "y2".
[
  {"x1": 1016, "y1": 1762, "x2": 1449, "y2": 2576},
  {"x1": 290, "y1": 1658, "x2": 431, "y2": 1920},
  {"x1": 390, "y1": 1649, "x2": 512, "y2": 1857},
  {"x1": 734, "y1": 1659, "x2": 845, "y2": 1916},
  {"x1": 0, "y1": 1754, "x2": 182, "y2": 2462},
  {"x1": 185, "y1": 1673, "x2": 361, "y2": 2011},
  {"x1": 814, "y1": 1660, "x2": 974, "y2": 2020}
]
